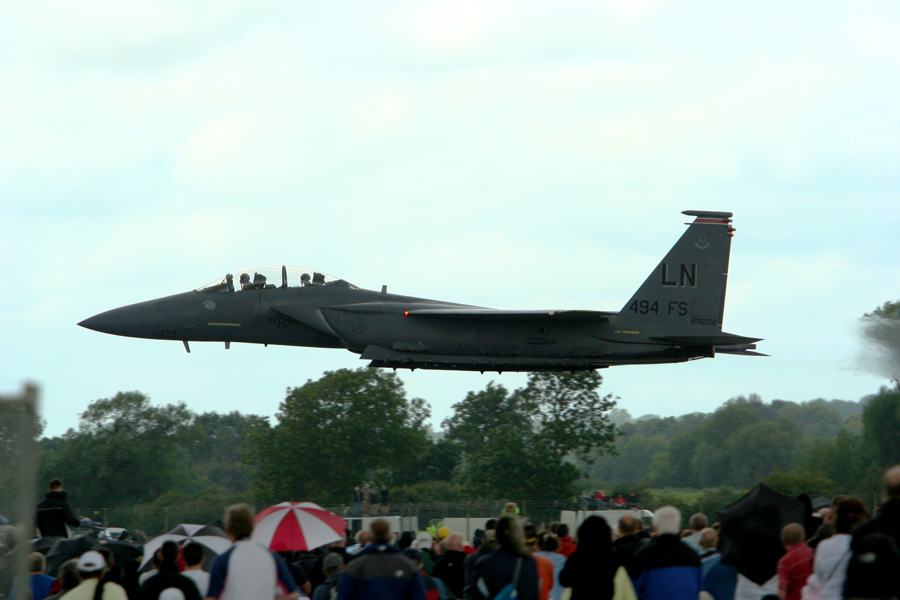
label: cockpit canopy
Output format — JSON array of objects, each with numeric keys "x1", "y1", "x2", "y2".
[{"x1": 196, "y1": 266, "x2": 353, "y2": 293}]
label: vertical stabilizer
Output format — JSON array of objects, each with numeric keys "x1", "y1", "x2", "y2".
[{"x1": 620, "y1": 211, "x2": 735, "y2": 332}]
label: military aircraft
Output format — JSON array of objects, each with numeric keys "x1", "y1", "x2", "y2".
[{"x1": 79, "y1": 210, "x2": 763, "y2": 372}]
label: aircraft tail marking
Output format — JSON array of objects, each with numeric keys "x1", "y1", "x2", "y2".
[{"x1": 620, "y1": 210, "x2": 736, "y2": 332}]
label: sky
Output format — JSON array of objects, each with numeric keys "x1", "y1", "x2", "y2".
[{"x1": 2, "y1": 0, "x2": 899, "y2": 438}]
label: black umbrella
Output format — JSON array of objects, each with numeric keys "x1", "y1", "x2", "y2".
[
  {"x1": 93, "y1": 539, "x2": 144, "y2": 598},
  {"x1": 46, "y1": 535, "x2": 94, "y2": 576},
  {"x1": 32, "y1": 536, "x2": 65, "y2": 555},
  {"x1": 718, "y1": 483, "x2": 810, "y2": 585}
]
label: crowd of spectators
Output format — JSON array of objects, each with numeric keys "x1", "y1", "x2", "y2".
[{"x1": 3, "y1": 465, "x2": 900, "y2": 600}]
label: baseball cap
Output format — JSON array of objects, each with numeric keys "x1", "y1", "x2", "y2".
[
  {"x1": 323, "y1": 552, "x2": 344, "y2": 570},
  {"x1": 77, "y1": 551, "x2": 106, "y2": 571}
]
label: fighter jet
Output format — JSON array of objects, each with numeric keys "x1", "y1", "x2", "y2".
[{"x1": 79, "y1": 210, "x2": 762, "y2": 372}]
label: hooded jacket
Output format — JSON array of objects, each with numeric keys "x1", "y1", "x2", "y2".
[{"x1": 35, "y1": 490, "x2": 79, "y2": 538}]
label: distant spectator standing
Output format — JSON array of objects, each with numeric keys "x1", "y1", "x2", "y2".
[
  {"x1": 181, "y1": 542, "x2": 211, "y2": 597},
  {"x1": 379, "y1": 485, "x2": 389, "y2": 515},
  {"x1": 351, "y1": 487, "x2": 362, "y2": 517},
  {"x1": 632, "y1": 506, "x2": 702, "y2": 600},
  {"x1": 138, "y1": 540, "x2": 202, "y2": 600},
  {"x1": 361, "y1": 486, "x2": 372, "y2": 517},
  {"x1": 844, "y1": 464, "x2": 900, "y2": 599},
  {"x1": 338, "y1": 518, "x2": 426, "y2": 600},
  {"x1": 205, "y1": 503, "x2": 299, "y2": 600},
  {"x1": 774, "y1": 523, "x2": 813, "y2": 600},
  {"x1": 35, "y1": 479, "x2": 80, "y2": 538}
]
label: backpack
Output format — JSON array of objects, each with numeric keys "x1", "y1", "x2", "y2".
[
  {"x1": 844, "y1": 531, "x2": 900, "y2": 600},
  {"x1": 492, "y1": 558, "x2": 522, "y2": 600}
]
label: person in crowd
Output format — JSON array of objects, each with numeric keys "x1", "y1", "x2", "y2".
[
  {"x1": 27, "y1": 552, "x2": 56, "y2": 600},
  {"x1": 338, "y1": 518, "x2": 426, "y2": 600},
  {"x1": 63, "y1": 550, "x2": 128, "y2": 600},
  {"x1": 697, "y1": 528, "x2": 721, "y2": 578},
  {"x1": 180, "y1": 542, "x2": 210, "y2": 598},
  {"x1": 614, "y1": 494, "x2": 628, "y2": 508},
  {"x1": 773, "y1": 523, "x2": 813, "y2": 600},
  {"x1": 205, "y1": 503, "x2": 299, "y2": 600},
  {"x1": 361, "y1": 486, "x2": 372, "y2": 517},
  {"x1": 46, "y1": 558, "x2": 79, "y2": 600},
  {"x1": 414, "y1": 532, "x2": 438, "y2": 574},
  {"x1": 556, "y1": 523, "x2": 577, "y2": 558},
  {"x1": 139, "y1": 549, "x2": 163, "y2": 586},
  {"x1": 534, "y1": 532, "x2": 565, "y2": 600},
  {"x1": 810, "y1": 496, "x2": 868, "y2": 600},
  {"x1": 632, "y1": 506, "x2": 702, "y2": 600},
  {"x1": 431, "y1": 533, "x2": 466, "y2": 599},
  {"x1": 351, "y1": 487, "x2": 362, "y2": 517},
  {"x1": 310, "y1": 540, "x2": 349, "y2": 591},
  {"x1": 465, "y1": 514, "x2": 539, "y2": 600},
  {"x1": 612, "y1": 514, "x2": 649, "y2": 579},
  {"x1": 502, "y1": 503, "x2": 520, "y2": 516},
  {"x1": 808, "y1": 498, "x2": 843, "y2": 549},
  {"x1": 35, "y1": 479, "x2": 80, "y2": 538},
  {"x1": 312, "y1": 552, "x2": 345, "y2": 600},
  {"x1": 347, "y1": 530, "x2": 370, "y2": 555},
  {"x1": 522, "y1": 523, "x2": 553, "y2": 600},
  {"x1": 844, "y1": 464, "x2": 900, "y2": 599},
  {"x1": 682, "y1": 513, "x2": 708, "y2": 553},
  {"x1": 559, "y1": 516, "x2": 628, "y2": 600},
  {"x1": 379, "y1": 485, "x2": 389, "y2": 515},
  {"x1": 138, "y1": 540, "x2": 202, "y2": 600},
  {"x1": 465, "y1": 528, "x2": 497, "y2": 596},
  {"x1": 402, "y1": 548, "x2": 453, "y2": 600}
]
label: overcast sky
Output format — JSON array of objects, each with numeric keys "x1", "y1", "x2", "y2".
[{"x1": 3, "y1": 0, "x2": 898, "y2": 438}]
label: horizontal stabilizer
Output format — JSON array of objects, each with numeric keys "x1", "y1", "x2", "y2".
[
  {"x1": 715, "y1": 344, "x2": 768, "y2": 357},
  {"x1": 406, "y1": 308, "x2": 614, "y2": 322},
  {"x1": 650, "y1": 332, "x2": 762, "y2": 346}
]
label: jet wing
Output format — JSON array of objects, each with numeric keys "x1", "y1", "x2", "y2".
[
  {"x1": 405, "y1": 308, "x2": 615, "y2": 322},
  {"x1": 650, "y1": 333, "x2": 763, "y2": 346}
]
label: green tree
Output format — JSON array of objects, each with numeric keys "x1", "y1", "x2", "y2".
[
  {"x1": 516, "y1": 371, "x2": 618, "y2": 463},
  {"x1": 459, "y1": 425, "x2": 579, "y2": 500},
  {"x1": 247, "y1": 368, "x2": 429, "y2": 504},
  {"x1": 40, "y1": 391, "x2": 195, "y2": 508},
  {"x1": 442, "y1": 382, "x2": 532, "y2": 456},
  {"x1": 861, "y1": 386, "x2": 900, "y2": 468}
]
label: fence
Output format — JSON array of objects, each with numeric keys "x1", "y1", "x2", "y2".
[{"x1": 64, "y1": 491, "x2": 883, "y2": 540}]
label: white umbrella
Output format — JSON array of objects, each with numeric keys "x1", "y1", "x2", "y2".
[{"x1": 139, "y1": 524, "x2": 232, "y2": 571}]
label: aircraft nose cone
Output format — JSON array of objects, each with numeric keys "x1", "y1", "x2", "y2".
[{"x1": 78, "y1": 301, "x2": 160, "y2": 339}]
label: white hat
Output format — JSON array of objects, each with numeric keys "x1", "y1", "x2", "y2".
[
  {"x1": 160, "y1": 589, "x2": 186, "y2": 600},
  {"x1": 413, "y1": 532, "x2": 434, "y2": 550},
  {"x1": 77, "y1": 551, "x2": 106, "y2": 571}
]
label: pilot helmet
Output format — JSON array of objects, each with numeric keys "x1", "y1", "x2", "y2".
[
  {"x1": 240, "y1": 273, "x2": 250, "y2": 283},
  {"x1": 300, "y1": 273, "x2": 310, "y2": 282}
]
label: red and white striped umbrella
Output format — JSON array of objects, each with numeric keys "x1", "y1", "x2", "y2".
[{"x1": 252, "y1": 502, "x2": 346, "y2": 551}]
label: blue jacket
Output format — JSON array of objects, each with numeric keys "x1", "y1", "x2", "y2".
[
  {"x1": 633, "y1": 534, "x2": 702, "y2": 600},
  {"x1": 338, "y1": 544, "x2": 426, "y2": 600}
]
